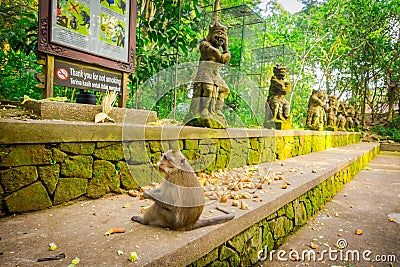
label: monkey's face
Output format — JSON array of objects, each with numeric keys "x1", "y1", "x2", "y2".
[
  {"x1": 157, "y1": 150, "x2": 189, "y2": 177},
  {"x1": 157, "y1": 157, "x2": 175, "y2": 177}
]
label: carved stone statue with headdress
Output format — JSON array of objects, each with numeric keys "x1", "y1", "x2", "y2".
[
  {"x1": 186, "y1": 4, "x2": 230, "y2": 128},
  {"x1": 336, "y1": 102, "x2": 347, "y2": 131},
  {"x1": 325, "y1": 95, "x2": 338, "y2": 131},
  {"x1": 264, "y1": 64, "x2": 291, "y2": 129},
  {"x1": 305, "y1": 89, "x2": 326, "y2": 131}
]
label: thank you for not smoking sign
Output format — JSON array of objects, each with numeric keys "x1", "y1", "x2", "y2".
[{"x1": 54, "y1": 59, "x2": 122, "y2": 92}]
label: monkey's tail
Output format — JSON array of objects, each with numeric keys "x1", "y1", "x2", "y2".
[{"x1": 193, "y1": 206, "x2": 235, "y2": 230}]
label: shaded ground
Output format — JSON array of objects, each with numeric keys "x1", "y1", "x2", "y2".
[{"x1": 263, "y1": 151, "x2": 400, "y2": 267}]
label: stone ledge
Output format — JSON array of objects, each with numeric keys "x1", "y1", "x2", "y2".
[
  {"x1": 24, "y1": 100, "x2": 157, "y2": 124},
  {"x1": 380, "y1": 143, "x2": 400, "y2": 152},
  {"x1": 0, "y1": 142, "x2": 379, "y2": 266},
  {"x1": 0, "y1": 119, "x2": 360, "y2": 144}
]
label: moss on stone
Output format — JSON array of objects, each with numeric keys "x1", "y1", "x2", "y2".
[
  {"x1": 273, "y1": 216, "x2": 292, "y2": 239},
  {"x1": 52, "y1": 148, "x2": 67, "y2": 163},
  {"x1": 59, "y1": 142, "x2": 95, "y2": 155},
  {"x1": 86, "y1": 160, "x2": 120, "y2": 198},
  {"x1": 181, "y1": 150, "x2": 201, "y2": 161},
  {"x1": 61, "y1": 155, "x2": 93, "y2": 178},
  {"x1": 0, "y1": 144, "x2": 52, "y2": 167},
  {"x1": 185, "y1": 139, "x2": 199, "y2": 150},
  {"x1": 148, "y1": 141, "x2": 162, "y2": 153},
  {"x1": 0, "y1": 166, "x2": 38, "y2": 193},
  {"x1": 127, "y1": 141, "x2": 151, "y2": 164},
  {"x1": 219, "y1": 245, "x2": 235, "y2": 261},
  {"x1": 248, "y1": 149, "x2": 261, "y2": 165},
  {"x1": 127, "y1": 163, "x2": 161, "y2": 187},
  {"x1": 38, "y1": 164, "x2": 60, "y2": 195},
  {"x1": 94, "y1": 143, "x2": 124, "y2": 161},
  {"x1": 294, "y1": 201, "x2": 308, "y2": 226},
  {"x1": 53, "y1": 178, "x2": 88, "y2": 205},
  {"x1": 5, "y1": 182, "x2": 52, "y2": 213},
  {"x1": 284, "y1": 203, "x2": 295, "y2": 219},
  {"x1": 118, "y1": 161, "x2": 139, "y2": 190}
]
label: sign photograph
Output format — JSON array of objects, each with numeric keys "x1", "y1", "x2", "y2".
[{"x1": 38, "y1": 0, "x2": 136, "y2": 72}]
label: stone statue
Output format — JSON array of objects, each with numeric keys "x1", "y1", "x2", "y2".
[
  {"x1": 305, "y1": 89, "x2": 326, "y2": 131},
  {"x1": 336, "y1": 102, "x2": 347, "y2": 131},
  {"x1": 264, "y1": 64, "x2": 291, "y2": 129},
  {"x1": 186, "y1": 21, "x2": 230, "y2": 129},
  {"x1": 354, "y1": 110, "x2": 361, "y2": 130},
  {"x1": 325, "y1": 95, "x2": 338, "y2": 131},
  {"x1": 345, "y1": 105, "x2": 356, "y2": 131}
]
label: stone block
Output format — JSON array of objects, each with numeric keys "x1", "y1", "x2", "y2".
[
  {"x1": 53, "y1": 178, "x2": 88, "y2": 205},
  {"x1": 94, "y1": 143, "x2": 124, "y2": 161},
  {"x1": 86, "y1": 160, "x2": 120, "y2": 198},
  {"x1": 273, "y1": 216, "x2": 292, "y2": 239},
  {"x1": 0, "y1": 166, "x2": 38, "y2": 193},
  {"x1": 184, "y1": 139, "x2": 199, "y2": 150},
  {"x1": 284, "y1": 203, "x2": 295, "y2": 219},
  {"x1": 118, "y1": 161, "x2": 139, "y2": 190},
  {"x1": 5, "y1": 182, "x2": 52, "y2": 213},
  {"x1": 219, "y1": 139, "x2": 231, "y2": 151},
  {"x1": 274, "y1": 119, "x2": 291, "y2": 130},
  {"x1": 125, "y1": 141, "x2": 151, "y2": 164},
  {"x1": 61, "y1": 155, "x2": 93, "y2": 178},
  {"x1": 148, "y1": 141, "x2": 162, "y2": 153},
  {"x1": 219, "y1": 245, "x2": 235, "y2": 261},
  {"x1": 0, "y1": 145, "x2": 52, "y2": 167},
  {"x1": 38, "y1": 164, "x2": 60, "y2": 194},
  {"x1": 126, "y1": 163, "x2": 161, "y2": 187},
  {"x1": 294, "y1": 201, "x2": 308, "y2": 226},
  {"x1": 52, "y1": 148, "x2": 67, "y2": 163},
  {"x1": 59, "y1": 142, "x2": 95, "y2": 155},
  {"x1": 0, "y1": 146, "x2": 10, "y2": 162}
]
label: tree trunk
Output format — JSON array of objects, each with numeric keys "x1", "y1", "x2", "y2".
[{"x1": 387, "y1": 85, "x2": 395, "y2": 121}]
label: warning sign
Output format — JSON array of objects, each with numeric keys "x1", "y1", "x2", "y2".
[
  {"x1": 54, "y1": 59, "x2": 122, "y2": 92},
  {"x1": 56, "y1": 68, "x2": 69, "y2": 80}
]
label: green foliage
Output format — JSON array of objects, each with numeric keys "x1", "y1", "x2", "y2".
[
  {"x1": 0, "y1": 50, "x2": 42, "y2": 100},
  {"x1": 371, "y1": 115, "x2": 400, "y2": 142},
  {"x1": 0, "y1": 0, "x2": 40, "y2": 100}
]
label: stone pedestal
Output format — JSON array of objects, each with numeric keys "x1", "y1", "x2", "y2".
[
  {"x1": 275, "y1": 119, "x2": 292, "y2": 130},
  {"x1": 24, "y1": 101, "x2": 157, "y2": 124}
]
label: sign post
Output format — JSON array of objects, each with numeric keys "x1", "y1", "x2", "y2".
[{"x1": 37, "y1": 0, "x2": 136, "y2": 107}]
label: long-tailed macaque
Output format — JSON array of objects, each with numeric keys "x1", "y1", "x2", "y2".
[{"x1": 131, "y1": 149, "x2": 234, "y2": 231}]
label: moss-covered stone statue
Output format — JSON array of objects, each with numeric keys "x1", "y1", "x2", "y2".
[
  {"x1": 305, "y1": 89, "x2": 326, "y2": 131},
  {"x1": 264, "y1": 64, "x2": 291, "y2": 130},
  {"x1": 345, "y1": 105, "x2": 356, "y2": 131},
  {"x1": 325, "y1": 95, "x2": 338, "y2": 131},
  {"x1": 337, "y1": 102, "x2": 347, "y2": 131},
  {"x1": 354, "y1": 110, "x2": 361, "y2": 130},
  {"x1": 186, "y1": 20, "x2": 230, "y2": 129}
]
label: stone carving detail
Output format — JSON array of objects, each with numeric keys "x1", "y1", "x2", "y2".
[
  {"x1": 305, "y1": 89, "x2": 326, "y2": 131},
  {"x1": 264, "y1": 64, "x2": 291, "y2": 129},
  {"x1": 354, "y1": 110, "x2": 361, "y2": 130},
  {"x1": 325, "y1": 95, "x2": 338, "y2": 131},
  {"x1": 336, "y1": 102, "x2": 347, "y2": 131},
  {"x1": 186, "y1": 22, "x2": 230, "y2": 129},
  {"x1": 345, "y1": 105, "x2": 356, "y2": 131},
  {"x1": 268, "y1": 65, "x2": 291, "y2": 121}
]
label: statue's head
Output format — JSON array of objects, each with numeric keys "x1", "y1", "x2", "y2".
[
  {"x1": 207, "y1": 21, "x2": 228, "y2": 48},
  {"x1": 273, "y1": 64, "x2": 286, "y2": 79},
  {"x1": 328, "y1": 95, "x2": 338, "y2": 106}
]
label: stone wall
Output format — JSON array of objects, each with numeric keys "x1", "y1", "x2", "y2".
[
  {"x1": 0, "y1": 121, "x2": 361, "y2": 214},
  {"x1": 189, "y1": 145, "x2": 379, "y2": 267}
]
